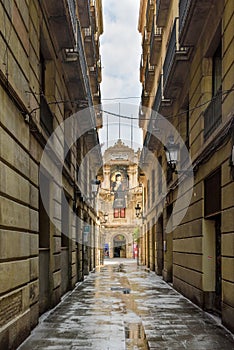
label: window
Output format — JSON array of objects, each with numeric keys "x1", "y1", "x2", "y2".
[
  {"x1": 212, "y1": 43, "x2": 222, "y2": 96},
  {"x1": 152, "y1": 169, "x2": 155, "y2": 205},
  {"x1": 39, "y1": 52, "x2": 54, "y2": 136},
  {"x1": 185, "y1": 104, "x2": 190, "y2": 149},
  {"x1": 39, "y1": 173, "x2": 50, "y2": 249},
  {"x1": 147, "y1": 180, "x2": 150, "y2": 209},
  {"x1": 40, "y1": 51, "x2": 46, "y2": 94},
  {"x1": 61, "y1": 193, "x2": 70, "y2": 247},
  {"x1": 204, "y1": 168, "x2": 221, "y2": 218},
  {"x1": 113, "y1": 208, "x2": 125, "y2": 218},
  {"x1": 120, "y1": 208, "x2": 125, "y2": 218},
  {"x1": 181, "y1": 102, "x2": 190, "y2": 165},
  {"x1": 204, "y1": 42, "x2": 222, "y2": 140},
  {"x1": 158, "y1": 156, "x2": 162, "y2": 195},
  {"x1": 76, "y1": 137, "x2": 82, "y2": 181},
  {"x1": 64, "y1": 141, "x2": 71, "y2": 169}
]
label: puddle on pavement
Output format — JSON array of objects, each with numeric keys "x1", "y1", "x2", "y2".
[
  {"x1": 110, "y1": 286, "x2": 131, "y2": 294},
  {"x1": 124, "y1": 322, "x2": 149, "y2": 349}
]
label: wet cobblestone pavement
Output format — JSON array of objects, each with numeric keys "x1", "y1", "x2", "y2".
[{"x1": 18, "y1": 259, "x2": 234, "y2": 350}]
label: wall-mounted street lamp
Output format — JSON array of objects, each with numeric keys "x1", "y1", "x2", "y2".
[
  {"x1": 164, "y1": 135, "x2": 193, "y2": 175},
  {"x1": 100, "y1": 212, "x2": 109, "y2": 225},
  {"x1": 230, "y1": 145, "x2": 234, "y2": 180},
  {"x1": 103, "y1": 212, "x2": 109, "y2": 223},
  {"x1": 91, "y1": 179, "x2": 101, "y2": 196},
  {"x1": 85, "y1": 179, "x2": 101, "y2": 201},
  {"x1": 135, "y1": 203, "x2": 142, "y2": 218},
  {"x1": 164, "y1": 135, "x2": 179, "y2": 171}
]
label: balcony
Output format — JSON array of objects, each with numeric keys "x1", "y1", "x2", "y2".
[
  {"x1": 153, "y1": 75, "x2": 171, "y2": 115},
  {"x1": 179, "y1": 0, "x2": 213, "y2": 46},
  {"x1": 145, "y1": 58, "x2": 155, "y2": 92},
  {"x1": 141, "y1": 87, "x2": 150, "y2": 108},
  {"x1": 90, "y1": 0, "x2": 97, "y2": 27},
  {"x1": 150, "y1": 15, "x2": 163, "y2": 65},
  {"x1": 145, "y1": 114, "x2": 162, "y2": 152},
  {"x1": 146, "y1": 0, "x2": 155, "y2": 31},
  {"x1": 63, "y1": 19, "x2": 93, "y2": 109},
  {"x1": 95, "y1": 105, "x2": 103, "y2": 128},
  {"x1": 156, "y1": 0, "x2": 171, "y2": 27},
  {"x1": 67, "y1": 0, "x2": 76, "y2": 35},
  {"x1": 83, "y1": 26, "x2": 96, "y2": 66},
  {"x1": 93, "y1": 86, "x2": 101, "y2": 105},
  {"x1": 76, "y1": 20, "x2": 93, "y2": 108},
  {"x1": 204, "y1": 88, "x2": 222, "y2": 141},
  {"x1": 89, "y1": 66, "x2": 99, "y2": 95},
  {"x1": 163, "y1": 18, "x2": 190, "y2": 99},
  {"x1": 97, "y1": 57, "x2": 102, "y2": 83},
  {"x1": 42, "y1": 0, "x2": 76, "y2": 50},
  {"x1": 140, "y1": 55, "x2": 144, "y2": 83},
  {"x1": 94, "y1": 32, "x2": 101, "y2": 58},
  {"x1": 139, "y1": 106, "x2": 145, "y2": 128},
  {"x1": 77, "y1": 0, "x2": 91, "y2": 28},
  {"x1": 142, "y1": 27, "x2": 149, "y2": 61}
]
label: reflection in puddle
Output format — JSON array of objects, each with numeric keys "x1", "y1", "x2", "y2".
[{"x1": 124, "y1": 322, "x2": 149, "y2": 349}]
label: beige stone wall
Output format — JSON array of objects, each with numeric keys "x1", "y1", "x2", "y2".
[
  {"x1": 138, "y1": 0, "x2": 234, "y2": 333},
  {"x1": 0, "y1": 0, "x2": 103, "y2": 348},
  {"x1": 172, "y1": 0, "x2": 234, "y2": 329}
]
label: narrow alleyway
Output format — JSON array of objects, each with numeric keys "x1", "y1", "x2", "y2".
[{"x1": 18, "y1": 260, "x2": 234, "y2": 350}]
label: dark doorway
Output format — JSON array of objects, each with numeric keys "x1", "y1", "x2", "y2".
[
  {"x1": 113, "y1": 235, "x2": 126, "y2": 258},
  {"x1": 39, "y1": 173, "x2": 50, "y2": 315},
  {"x1": 204, "y1": 169, "x2": 222, "y2": 314},
  {"x1": 214, "y1": 215, "x2": 222, "y2": 313},
  {"x1": 156, "y1": 215, "x2": 164, "y2": 275}
]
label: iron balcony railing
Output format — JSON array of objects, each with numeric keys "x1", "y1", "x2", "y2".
[
  {"x1": 83, "y1": 26, "x2": 96, "y2": 63},
  {"x1": 153, "y1": 75, "x2": 162, "y2": 112},
  {"x1": 146, "y1": 0, "x2": 155, "y2": 30},
  {"x1": 150, "y1": 15, "x2": 163, "y2": 57},
  {"x1": 145, "y1": 58, "x2": 155, "y2": 77},
  {"x1": 156, "y1": 0, "x2": 171, "y2": 25},
  {"x1": 156, "y1": 0, "x2": 161, "y2": 20},
  {"x1": 84, "y1": 26, "x2": 92, "y2": 37},
  {"x1": 146, "y1": 0, "x2": 154, "y2": 20},
  {"x1": 67, "y1": 0, "x2": 77, "y2": 37},
  {"x1": 163, "y1": 19, "x2": 177, "y2": 87},
  {"x1": 179, "y1": 0, "x2": 192, "y2": 34},
  {"x1": 143, "y1": 26, "x2": 149, "y2": 52},
  {"x1": 76, "y1": 19, "x2": 93, "y2": 109},
  {"x1": 97, "y1": 57, "x2": 102, "y2": 83},
  {"x1": 163, "y1": 17, "x2": 188, "y2": 88},
  {"x1": 67, "y1": 0, "x2": 93, "y2": 100},
  {"x1": 151, "y1": 15, "x2": 163, "y2": 41},
  {"x1": 77, "y1": 0, "x2": 91, "y2": 28},
  {"x1": 204, "y1": 88, "x2": 222, "y2": 140}
]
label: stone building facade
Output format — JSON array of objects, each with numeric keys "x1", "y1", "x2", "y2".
[
  {"x1": 138, "y1": 0, "x2": 234, "y2": 333},
  {"x1": 0, "y1": 0, "x2": 103, "y2": 348},
  {"x1": 98, "y1": 140, "x2": 142, "y2": 259}
]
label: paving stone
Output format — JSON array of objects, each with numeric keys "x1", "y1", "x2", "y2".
[{"x1": 18, "y1": 259, "x2": 234, "y2": 350}]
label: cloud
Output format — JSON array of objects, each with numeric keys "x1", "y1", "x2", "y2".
[{"x1": 100, "y1": 0, "x2": 141, "y2": 101}]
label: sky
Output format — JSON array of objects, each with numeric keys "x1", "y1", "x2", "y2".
[{"x1": 99, "y1": 0, "x2": 143, "y2": 151}]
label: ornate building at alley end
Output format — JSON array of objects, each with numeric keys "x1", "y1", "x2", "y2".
[{"x1": 98, "y1": 140, "x2": 142, "y2": 259}]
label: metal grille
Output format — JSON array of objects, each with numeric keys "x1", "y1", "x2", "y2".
[{"x1": 204, "y1": 89, "x2": 222, "y2": 140}]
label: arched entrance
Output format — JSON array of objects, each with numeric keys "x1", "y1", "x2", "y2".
[{"x1": 113, "y1": 234, "x2": 126, "y2": 258}]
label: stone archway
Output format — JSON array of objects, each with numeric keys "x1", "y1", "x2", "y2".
[{"x1": 113, "y1": 234, "x2": 126, "y2": 258}]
